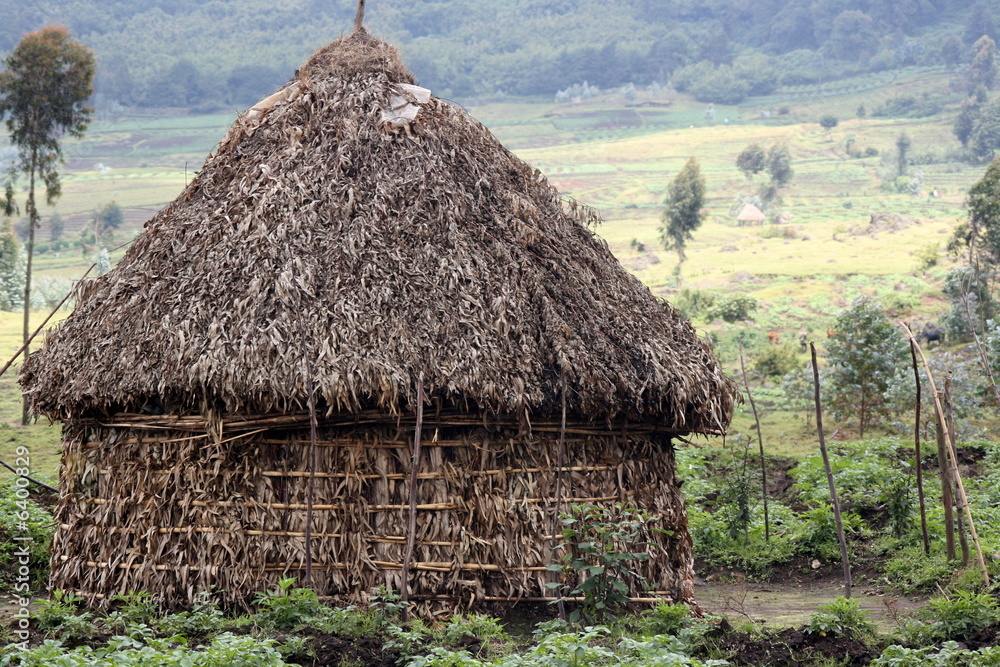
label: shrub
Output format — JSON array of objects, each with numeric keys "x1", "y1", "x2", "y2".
[
  {"x1": 706, "y1": 294, "x2": 758, "y2": 323},
  {"x1": 873, "y1": 643, "x2": 1000, "y2": 667},
  {"x1": 805, "y1": 597, "x2": 876, "y2": 638},
  {"x1": 753, "y1": 344, "x2": 799, "y2": 378},
  {"x1": 547, "y1": 503, "x2": 654, "y2": 624},
  {"x1": 923, "y1": 591, "x2": 999, "y2": 641},
  {"x1": 642, "y1": 602, "x2": 692, "y2": 636},
  {"x1": 0, "y1": 479, "x2": 55, "y2": 594},
  {"x1": 252, "y1": 577, "x2": 324, "y2": 628}
]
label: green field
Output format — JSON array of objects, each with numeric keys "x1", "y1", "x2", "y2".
[{"x1": 0, "y1": 64, "x2": 992, "y2": 476}]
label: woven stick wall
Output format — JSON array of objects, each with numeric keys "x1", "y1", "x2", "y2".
[{"x1": 52, "y1": 411, "x2": 694, "y2": 617}]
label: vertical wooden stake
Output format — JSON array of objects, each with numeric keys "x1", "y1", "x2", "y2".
[
  {"x1": 934, "y1": 395, "x2": 957, "y2": 562},
  {"x1": 944, "y1": 377, "x2": 970, "y2": 567},
  {"x1": 305, "y1": 358, "x2": 318, "y2": 586},
  {"x1": 810, "y1": 342, "x2": 852, "y2": 598},
  {"x1": 739, "y1": 345, "x2": 769, "y2": 541},
  {"x1": 908, "y1": 340, "x2": 930, "y2": 555},
  {"x1": 297, "y1": 315, "x2": 319, "y2": 587},
  {"x1": 401, "y1": 372, "x2": 425, "y2": 621},
  {"x1": 548, "y1": 372, "x2": 568, "y2": 621}
]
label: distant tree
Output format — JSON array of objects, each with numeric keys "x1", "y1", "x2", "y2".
[
  {"x1": 896, "y1": 133, "x2": 912, "y2": 176},
  {"x1": 766, "y1": 144, "x2": 794, "y2": 187},
  {"x1": 48, "y1": 213, "x2": 64, "y2": 242},
  {"x1": 942, "y1": 34, "x2": 965, "y2": 68},
  {"x1": 736, "y1": 143, "x2": 767, "y2": 179},
  {"x1": 856, "y1": 104, "x2": 867, "y2": 120},
  {"x1": 0, "y1": 217, "x2": 21, "y2": 311},
  {"x1": 955, "y1": 95, "x2": 983, "y2": 147},
  {"x1": 827, "y1": 297, "x2": 909, "y2": 437},
  {"x1": 969, "y1": 98, "x2": 1000, "y2": 159},
  {"x1": 91, "y1": 201, "x2": 124, "y2": 244},
  {"x1": 827, "y1": 10, "x2": 879, "y2": 62},
  {"x1": 660, "y1": 157, "x2": 706, "y2": 281},
  {"x1": 970, "y1": 35, "x2": 998, "y2": 90},
  {"x1": 965, "y1": 2, "x2": 998, "y2": 46},
  {"x1": 966, "y1": 155, "x2": 1000, "y2": 267},
  {"x1": 819, "y1": 115, "x2": 839, "y2": 132},
  {"x1": 0, "y1": 26, "x2": 95, "y2": 425}
]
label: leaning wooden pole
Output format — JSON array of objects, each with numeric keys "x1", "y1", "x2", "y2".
[
  {"x1": 739, "y1": 345, "x2": 769, "y2": 541},
  {"x1": 908, "y1": 340, "x2": 931, "y2": 554},
  {"x1": 810, "y1": 342, "x2": 852, "y2": 598},
  {"x1": 903, "y1": 324, "x2": 990, "y2": 586},
  {"x1": 401, "y1": 372, "x2": 425, "y2": 620}
]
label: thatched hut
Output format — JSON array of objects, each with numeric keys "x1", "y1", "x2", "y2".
[
  {"x1": 21, "y1": 28, "x2": 737, "y2": 617},
  {"x1": 736, "y1": 202, "x2": 767, "y2": 225}
]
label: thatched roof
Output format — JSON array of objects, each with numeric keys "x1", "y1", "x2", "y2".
[
  {"x1": 737, "y1": 202, "x2": 766, "y2": 223},
  {"x1": 22, "y1": 30, "x2": 736, "y2": 433}
]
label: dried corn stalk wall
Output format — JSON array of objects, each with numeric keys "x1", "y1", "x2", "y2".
[{"x1": 52, "y1": 412, "x2": 694, "y2": 616}]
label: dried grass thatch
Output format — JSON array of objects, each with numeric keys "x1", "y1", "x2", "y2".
[
  {"x1": 737, "y1": 202, "x2": 766, "y2": 224},
  {"x1": 22, "y1": 28, "x2": 737, "y2": 615},
  {"x1": 22, "y1": 28, "x2": 736, "y2": 432}
]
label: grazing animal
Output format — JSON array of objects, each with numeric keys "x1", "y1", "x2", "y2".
[
  {"x1": 799, "y1": 331, "x2": 808, "y2": 352},
  {"x1": 921, "y1": 325, "x2": 943, "y2": 347},
  {"x1": 768, "y1": 331, "x2": 780, "y2": 345}
]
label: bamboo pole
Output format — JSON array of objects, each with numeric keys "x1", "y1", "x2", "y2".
[
  {"x1": 810, "y1": 342, "x2": 852, "y2": 598},
  {"x1": 401, "y1": 372, "x2": 425, "y2": 620},
  {"x1": 908, "y1": 340, "x2": 930, "y2": 554},
  {"x1": 739, "y1": 345, "x2": 769, "y2": 541},
  {"x1": 903, "y1": 324, "x2": 990, "y2": 586}
]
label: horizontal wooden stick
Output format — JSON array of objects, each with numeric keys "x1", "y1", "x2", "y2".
[
  {"x1": 95, "y1": 464, "x2": 619, "y2": 480},
  {"x1": 58, "y1": 523, "x2": 460, "y2": 545},
  {"x1": 85, "y1": 498, "x2": 459, "y2": 511},
  {"x1": 64, "y1": 556, "x2": 551, "y2": 573},
  {"x1": 84, "y1": 410, "x2": 685, "y2": 436}
]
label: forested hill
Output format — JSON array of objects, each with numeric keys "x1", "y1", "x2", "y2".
[{"x1": 3, "y1": 0, "x2": 997, "y2": 109}]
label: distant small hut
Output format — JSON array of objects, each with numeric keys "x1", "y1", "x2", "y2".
[
  {"x1": 22, "y1": 28, "x2": 736, "y2": 617},
  {"x1": 736, "y1": 202, "x2": 767, "y2": 225}
]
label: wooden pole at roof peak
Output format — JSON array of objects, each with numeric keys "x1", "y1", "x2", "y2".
[{"x1": 354, "y1": 0, "x2": 366, "y2": 32}]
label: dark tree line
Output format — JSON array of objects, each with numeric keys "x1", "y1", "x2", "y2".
[{"x1": 3, "y1": 0, "x2": 998, "y2": 107}]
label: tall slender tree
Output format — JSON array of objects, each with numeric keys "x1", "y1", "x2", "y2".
[
  {"x1": 0, "y1": 26, "x2": 95, "y2": 424},
  {"x1": 660, "y1": 157, "x2": 706, "y2": 285}
]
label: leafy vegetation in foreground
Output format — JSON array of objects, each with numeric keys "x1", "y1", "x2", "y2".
[{"x1": 3, "y1": 584, "x2": 1000, "y2": 667}]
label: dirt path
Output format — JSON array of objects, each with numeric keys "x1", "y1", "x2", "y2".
[{"x1": 696, "y1": 580, "x2": 924, "y2": 630}]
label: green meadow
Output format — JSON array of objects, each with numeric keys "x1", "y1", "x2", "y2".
[{"x1": 0, "y1": 64, "x2": 991, "y2": 475}]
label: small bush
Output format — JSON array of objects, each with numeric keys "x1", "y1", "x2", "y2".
[
  {"x1": 874, "y1": 643, "x2": 1000, "y2": 667},
  {"x1": 253, "y1": 577, "x2": 324, "y2": 628},
  {"x1": 706, "y1": 294, "x2": 758, "y2": 323},
  {"x1": 0, "y1": 480, "x2": 55, "y2": 594},
  {"x1": 805, "y1": 597, "x2": 876, "y2": 638},
  {"x1": 642, "y1": 602, "x2": 692, "y2": 636},
  {"x1": 753, "y1": 344, "x2": 799, "y2": 378},
  {"x1": 922, "y1": 591, "x2": 999, "y2": 641}
]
